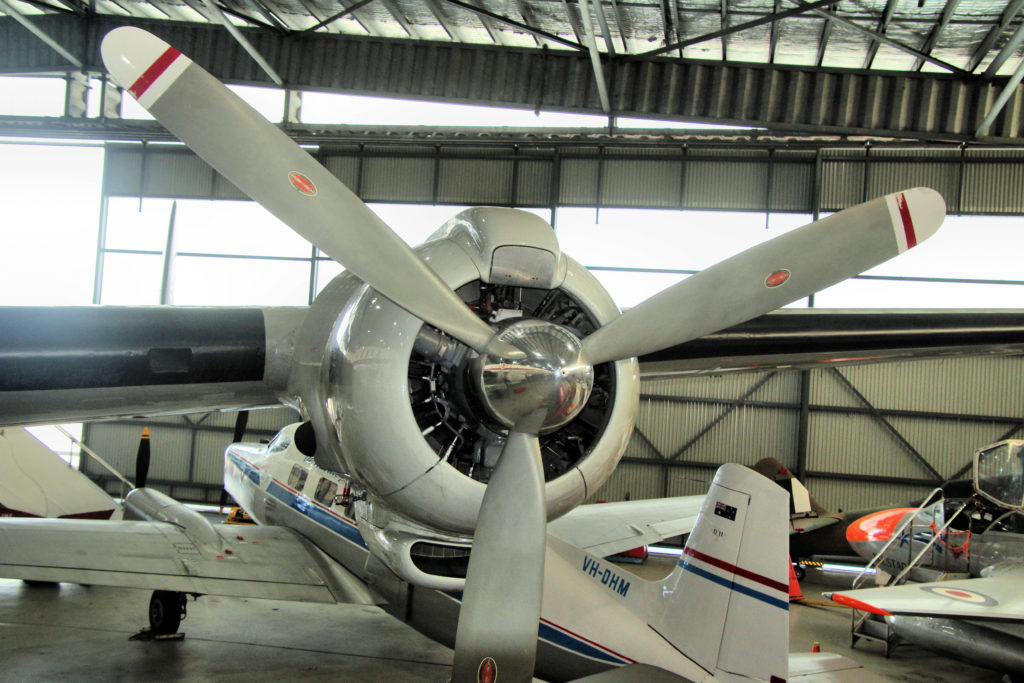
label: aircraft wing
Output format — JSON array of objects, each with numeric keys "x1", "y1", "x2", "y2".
[
  {"x1": 828, "y1": 567, "x2": 1024, "y2": 621},
  {"x1": 0, "y1": 306, "x2": 307, "y2": 427},
  {"x1": 0, "y1": 517, "x2": 380, "y2": 605},
  {"x1": 547, "y1": 495, "x2": 704, "y2": 557},
  {"x1": 639, "y1": 309, "x2": 1024, "y2": 376}
]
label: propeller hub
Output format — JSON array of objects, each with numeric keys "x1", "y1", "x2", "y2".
[{"x1": 472, "y1": 319, "x2": 594, "y2": 435}]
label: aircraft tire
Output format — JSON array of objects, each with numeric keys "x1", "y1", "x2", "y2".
[{"x1": 149, "y1": 590, "x2": 186, "y2": 635}]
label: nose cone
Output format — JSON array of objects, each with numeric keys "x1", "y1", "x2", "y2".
[{"x1": 846, "y1": 508, "x2": 915, "y2": 558}]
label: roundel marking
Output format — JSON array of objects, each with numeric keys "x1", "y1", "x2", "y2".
[
  {"x1": 765, "y1": 269, "x2": 791, "y2": 288},
  {"x1": 921, "y1": 585, "x2": 998, "y2": 606},
  {"x1": 477, "y1": 657, "x2": 497, "y2": 683},
  {"x1": 288, "y1": 171, "x2": 317, "y2": 196}
]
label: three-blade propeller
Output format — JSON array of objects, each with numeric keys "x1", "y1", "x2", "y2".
[{"x1": 101, "y1": 26, "x2": 946, "y2": 683}]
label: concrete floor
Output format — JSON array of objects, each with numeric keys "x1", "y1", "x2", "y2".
[{"x1": 0, "y1": 573, "x2": 1013, "y2": 682}]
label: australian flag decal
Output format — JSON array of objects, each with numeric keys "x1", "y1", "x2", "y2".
[{"x1": 714, "y1": 501, "x2": 737, "y2": 521}]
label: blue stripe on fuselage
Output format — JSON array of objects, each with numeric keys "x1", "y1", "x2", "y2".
[
  {"x1": 439, "y1": 592, "x2": 630, "y2": 665},
  {"x1": 681, "y1": 562, "x2": 789, "y2": 611},
  {"x1": 227, "y1": 451, "x2": 261, "y2": 485},
  {"x1": 266, "y1": 479, "x2": 367, "y2": 549}
]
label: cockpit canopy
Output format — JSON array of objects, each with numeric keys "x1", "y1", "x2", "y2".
[{"x1": 974, "y1": 440, "x2": 1024, "y2": 510}]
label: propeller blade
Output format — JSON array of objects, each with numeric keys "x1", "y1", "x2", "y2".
[
  {"x1": 452, "y1": 429, "x2": 546, "y2": 682},
  {"x1": 582, "y1": 188, "x2": 946, "y2": 365},
  {"x1": 100, "y1": 27, "x2": 509, "y2": 358},
  {"x1": 135, "y1": 427, "x2": 151, "y2": 489},
  {"x1": 232, "y1": 410, "x2": 250, "y2": 444}
]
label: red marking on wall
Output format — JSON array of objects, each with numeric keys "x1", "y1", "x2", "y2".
[{"x1": 129, "y1": 46, "x2": 181, "y2": 99}]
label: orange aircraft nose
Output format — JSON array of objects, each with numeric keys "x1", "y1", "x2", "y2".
[{"x1": 846, "y1": 507, "x2": 915, "y2": 544}]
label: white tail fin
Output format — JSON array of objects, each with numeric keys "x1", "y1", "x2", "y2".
[
  {"x1": 649, "y1": 463, "x2": 789, "y2": 682},
  {"x1": 0, "y1": 428, "x2": 116, "y2": 519}
]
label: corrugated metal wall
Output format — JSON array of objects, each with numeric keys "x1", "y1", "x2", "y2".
[
  {"x1": 599, "y1": 355, "x2": 1024, "y2": 512},
  {"x1": 83, "y1": 406, "x2": 299, "y2": 502},
  {"x1": 102, "y1": 142, "x2": 1024, "y2": 215},
  {"x1": 80, "y1": 356, "x2": 1024, "y2": 510}
]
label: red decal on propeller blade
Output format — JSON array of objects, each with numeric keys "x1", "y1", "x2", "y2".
[
  {"x1": 289, "y1": 171, "x2": 317, "y2": 196},
  {"x1": 765, "y1": 269, "x2": 790, "y2": 288},
  {"x1": 129, "y1": 46, "x2": 182, "y2": 100},
  {"x1": 897, "y1": 192, "x2": 917, "y2": 249}
]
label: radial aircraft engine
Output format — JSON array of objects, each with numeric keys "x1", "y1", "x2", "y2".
[{"x1": 0, "y1": 26, "x2": 947, "y2": 679}]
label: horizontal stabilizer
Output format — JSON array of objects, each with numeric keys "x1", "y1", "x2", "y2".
[{"x1": 548, "y1": 495, "x2": 703, "y2": 558}]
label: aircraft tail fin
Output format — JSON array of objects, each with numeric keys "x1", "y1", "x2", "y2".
[
  {"x1": 0, "y1": 428, "x2": 117, "y2": 520},
  {"x1": 649, "y1": 463, "x2": 789, "y2": 682}
]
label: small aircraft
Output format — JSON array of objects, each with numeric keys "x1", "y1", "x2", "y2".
[
  {"x1": 752, "y1": 457, "x2": 864, "y2": 561},
  {"x1": 827, "y1": 440, "x2": 1024, "y2": 677},
  {"x1": 1, "y1": 23, "x2": 1022, "y2": 681}
]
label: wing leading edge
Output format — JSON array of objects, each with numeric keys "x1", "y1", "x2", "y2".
[{"x1": 829, "y1": 567, "x2": 1024, "y2": 621}]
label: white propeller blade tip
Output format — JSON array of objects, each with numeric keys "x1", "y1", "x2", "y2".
[
  {"x1": 890, "y1": 187, "x2": 946, "y2": 252},
  {"x1": 101, "y1": 28, "x2": 187, "y2": 107}
]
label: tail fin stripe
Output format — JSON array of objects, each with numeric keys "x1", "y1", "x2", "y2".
[
  {"x1": 683, "y1": 546, "x2": 789, "y2": 593},
  {"x1": 681, "y1": 563, "x2": 790, "y2": 611}
]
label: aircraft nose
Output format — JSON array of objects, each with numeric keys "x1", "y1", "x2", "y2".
[{"x1": 846, "y1": 508, "x2": 915, "y2": 545}]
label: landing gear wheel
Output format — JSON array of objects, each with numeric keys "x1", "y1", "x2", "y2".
[
  {"x1": 148, "y1": 590, "x2": 186, "y2": 635},
  {"x1": 794, "y1": 565, "x2": 806, "y2": 581}
]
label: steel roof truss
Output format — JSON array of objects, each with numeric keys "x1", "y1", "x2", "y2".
[
  {"x1": 983, "y1": 17, "x2": 1024, "y2": 80},
  {"x1": 912, "y1": 0, "x2": 962, "y2": 72},
  {"x1": 577, "y1": 0, "x2": 610, "y2": 112},
  {"x1": 422, "y1": 0, "x2": 458, "y2": 41},
  {"x1": 295, "y1": 0, "x2": 375, "y2": 36},
  {"x1": 636, "y1": 0, "x2": 839, "y2": 61},
  {"x1": 376, "y1": 0, "x2": 418, "y2": 38},
  {"x1": 861, "y1": 0, "x2": 898, "y2": 70},
  {"x1": 0, "y1": 0, "x2": 82, "y2": 67},
  {"x1": 202, "y1": 0, "x2": 284, "y2": 84},
  {"x1": 793, "y1": 0, "x2": 969, "y2": 77},
  {"x1": 442, "y1": 0, "x2": 583, "y2": 50},
  {"x1": 966, "y1": 0, "x2": 1024, "y2": 74}
]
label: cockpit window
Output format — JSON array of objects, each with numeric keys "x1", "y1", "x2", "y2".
[{"x1": 268, "y1": 433, "x2": 292, "y2": 453}]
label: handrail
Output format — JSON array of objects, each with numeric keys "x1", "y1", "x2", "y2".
[
  {"x1": 888, "y1": 499, "x2": 971, "y2": 587},
  {"x1": 851, "y1": 486, "x2": 944, "y2": 590}
]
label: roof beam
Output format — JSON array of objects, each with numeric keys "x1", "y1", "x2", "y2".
[
  {"x1": 792, "y1": 0, "x2": 970, "y2": 77},
  {"x1": 423, "y1": 0, "x2": 458, "y2": 41},
  {"x1": 967, "y1": 0, "x2": 1024, "y2": 74},
  {"x1": 912, "y1": 0, "x2": 961, "y2": 72},
  {"x1": 983, "y1": 17, "x2": 1024, "y2": 80},
  {"x1": 768, "y1": 0, "x2": 781, "y2": 63},
  {"x1": 608, "y1": 0, "x2": 627, "y2": 53},
  {"x1": 0, "y1": 0, "x2": 81, "y2": 67},
  {"x1": 719, "y1": 0, "x2": 727, "y2": 60},
  {"x1": 861, "y1": 0, "x2": 898, "y2": 70},
  {"x1": 577, "y1": 0, "x2": 610, "y2": 112},
  {"x1": 510, "y1": 0, "x2": 542, "y2": 47},
  {"x1": 442, "y1": 0, "x2": 583, "y2": 50},
  {"x1": 637, "y1": 0, "x2": 839, "y2": 60},
  {"x1": 295, "y1": 0, "x2": 375, "y2": 36},
  {"x1": 815, "y1": 17, "x2": 831, "y2": 66},
  {"x1": 377, "y1": 0, "x2": 420, "y2": 39},
  {"x1": 589, "y1": 0, "x2": 615, "y2": 58},
  {"x1": 975, "y1": 50, "x2": 1024, "y2": 137},
  {"x1": 201, "y1": 0, "x2": 283, "y2": 85}
]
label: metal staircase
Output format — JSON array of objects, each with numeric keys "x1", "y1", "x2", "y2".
[{"x1": 849, "y1": 490, "x2": 972, "y2": 655}]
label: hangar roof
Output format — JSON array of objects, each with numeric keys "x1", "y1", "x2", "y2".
[{"x1": 2, "y1": 1, "x2": 1024, "y2": 141}]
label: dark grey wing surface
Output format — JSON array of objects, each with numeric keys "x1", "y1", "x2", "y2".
[
  {"x1": 639, "y1": 310, "x2": 1024, "y2": 376},
  {"x1": 0, "y1": 306, "x2": 305, "y2": 426}
]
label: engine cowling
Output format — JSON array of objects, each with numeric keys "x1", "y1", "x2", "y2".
[{"x1": 287, "y1": 207, "x2": 639, "y2": 535}]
